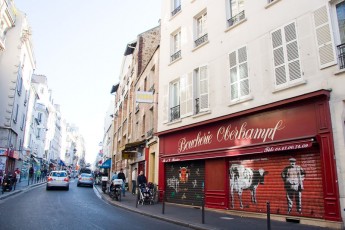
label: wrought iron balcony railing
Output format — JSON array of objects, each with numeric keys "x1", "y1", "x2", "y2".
[
  {"x1": 170, "y1": 50, "x2": 181, "y2": 62},
  {"x1": 195, "y1": 98, "x2": 200, "y2": 115},
  {"x1": 147, "y1": 128, "x2": 154, "y2": 137},
  {"x1": 194, "y1": 34, "x2": 208, "y2": 47},
  {"x1": 227, "y1": 10, "x2": 245, "y2": 27},
  {"x1": 170, "y1": 105, "x2": 180, "y2": 121},
  {"x1": 338, "y1": 43, "x2": 345, "y2": 69},
  {"x1": 171, "y1": 5, "x2": 181, "y2": 17}
]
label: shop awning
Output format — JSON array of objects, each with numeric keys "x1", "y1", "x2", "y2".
[
  {"x1": 58, "y1": 160, "x2": 66, "y2": 167},
  {"x1": 100, "y1": 158, "x2": 111, "y2": 169},
  {"x1": 161, "y1": 137, "x2": 315, "y2": 162}
]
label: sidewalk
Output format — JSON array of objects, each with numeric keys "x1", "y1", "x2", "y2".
[
  {"x1": 0, "y1": 178, "x2": 46, "y2": 200},
  {"x1": 93, "y1": 185, "x2": 325, "y2": 230}
]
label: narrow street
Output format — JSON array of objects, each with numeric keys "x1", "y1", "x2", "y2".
[{"x1": 0, "y1": 180, "x2": 191, "y2": 230}]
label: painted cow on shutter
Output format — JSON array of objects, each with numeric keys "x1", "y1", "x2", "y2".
[{"x1": 230, "y1": 164, "x2": 268, "y2": 209}]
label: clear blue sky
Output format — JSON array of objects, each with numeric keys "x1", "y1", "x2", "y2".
[{"x1": 15, "y1": 0, "x2": 162, "y2": 164}]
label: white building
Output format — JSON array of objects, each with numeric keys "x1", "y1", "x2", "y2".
[
  {"x1": 157, "y1": 0, "x2": 345, "y2": 228},
  {"x1": 0, "y1": 1, "x2": 35, "y2": 173}
]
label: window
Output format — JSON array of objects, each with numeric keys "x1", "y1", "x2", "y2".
[
  {"x1": 171, "y1": 30, "x2": 181, "y2": 62},
  {"x1": 193, "y1": 66, "x2": 209, "y2": 113},
  {"x1": 171, "y1": 0, "x2": 181, "y2": 17},
  {"x1": 13, "y1": 104, "x2": 18, "y2": 123},
  {"x1": 169, "y1": 80, "x2": 180, "y2": 121},
  {"x1": 333, "y1": 1, "x2": 345, "y2": 69},
  {"x1": 271, "y1": 22, "x2": 302, "y2": 88},
  {"x1": 229, "y1": 46, "x2": 249, "y2": 101},
  {"x1": 195, "y1": 12, "x2": 208, "y2": 47},
  {"x1": 17, "y1": 66, "x2": 23, "y2": 96},
  {"x1": 228, "y1": 0, "x2": 245, "y2": 27},
  {"x1": 20, "y1": 114, "x2": 25, "y2": 130}
]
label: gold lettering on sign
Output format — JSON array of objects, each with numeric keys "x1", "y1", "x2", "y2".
[
  {"x1": 217, "y1": 120, "x2": 284, "y2": 143},
  {"x1": 178, "y1": 131, "x2": 213, "y2": 153},
  {"x1": 177, "y1": 120, "x2": 285, "y2": 153}
]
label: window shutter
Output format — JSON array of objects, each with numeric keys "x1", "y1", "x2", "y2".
[
  {"x1": 271, "y1": 22, "x2": 302, "y2": 87},
  {"x1": 313, "y1": 5, "x2": 336, "y2": 68},
  {"x1": 284, "y1": 22, "x2": 302, "y2": 82},
  {"x1": 163, "y1": 84, "x2": 168, "y2": 123},
  {"x1": 186, "y1": 72, "x2": 193, "y2": 115},
  {"x1": 238, "y1": 46, "x2": 249, "y2": 97},
  {"x1": 271, "y1": 28, "x2": 287, "y2": 86},
  {"x1": 180, "y1": 74, "x2": 187, "y2": 117},
  {"x1": 229, "y1": 51, "x2": 239, "y2": 100},
  {"x1": 199, "y1": 66, "x2": 209, "y2": 111}
]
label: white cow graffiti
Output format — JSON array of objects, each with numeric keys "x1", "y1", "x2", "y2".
[{"x1": 230, "y1": 164, "x2": 268, "y2": 209}]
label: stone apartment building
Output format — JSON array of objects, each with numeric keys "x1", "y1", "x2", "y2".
[
  {"x1": 111, "y1": 26, "x2": 160, "y2": 187},
  {"x1": 157, "y1": 0, "x2": 345, "y2": 228},
  {"x1": 0, "y1": 1, "x2": 36, "y2": 173}
]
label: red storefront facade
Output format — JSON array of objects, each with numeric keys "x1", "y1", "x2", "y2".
[{"x1": 158, "y1": 90, "x2": 341, "y2": 224}]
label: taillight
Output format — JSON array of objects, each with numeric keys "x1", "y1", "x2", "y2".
[
  {"x1": 89, "y1": 178, "x2": 93, "y2": 181},
  {"x1": 64, "y1": 177, "x2": 69, "y2": 182},
  {"x1": 47, "y1": 177, "x2": 53, "y2": 182},
  {"x1": 79, "y1": 177, "x2": 82, "y2": 181}
]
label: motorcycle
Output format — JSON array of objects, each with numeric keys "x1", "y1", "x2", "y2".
[
  {"x1": 109, "y1": 179, "x2": 122, "y2": 201},
  {"x1": 101, "y1": 176, "x2": 108, "y2": 193},
  {"x1": 2, "y1": 174, "x2": 13, "y2": 194}
]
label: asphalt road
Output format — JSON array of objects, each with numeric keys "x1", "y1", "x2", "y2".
[{"x1": 0, "y1": 179, "x2": 191, "y2": 230}]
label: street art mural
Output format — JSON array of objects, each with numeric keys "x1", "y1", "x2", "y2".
[
  {"x1": 229, "y1": 152, "x2": 324, "y2": 218},
  {"x1": 165, "y1": 161, "x2": 204, "y2": 206},
  {"x1": 229, "y1": 164, "x2": 268, "y2": 209}
]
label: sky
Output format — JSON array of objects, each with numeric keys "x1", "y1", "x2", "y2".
[{"x1": 15, "y1": 0, "x2": 162, "y2": 164}]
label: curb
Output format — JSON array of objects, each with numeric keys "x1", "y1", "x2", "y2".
[
  {"x1": 93, "y1": 185, "x2": 217, "y2": 230},
  {"x1": 0, "y1": 182, "x2": 46, "y2": 200}
]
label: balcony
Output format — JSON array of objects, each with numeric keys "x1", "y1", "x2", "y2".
[
  {"x1": 170, "y1": 50, "x2": 181, "y2": 62},
  {"x1": 147, "y1": 128, "x2": 154, "y2": 138},
  {"x1": 228, "y1": 10, "x2": 245, "y2": 27},
  {"x1": 195, "y1": 98, "x2": 200, "y2": 114},
  {"x1": 170, "y1": 105, "x2": 180, "y2": 121},
  {"x1": 194, "y1": 34, "x2": 208, "y2": 47},
  {"x1": 338, "y1": 43, "x2": 345, "y2": 69},
  {"x1": 171, "y1": 5, "x2": 181, "y2": 17}
]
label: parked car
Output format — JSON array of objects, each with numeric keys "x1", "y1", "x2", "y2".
[
  {"x1": 77, "y1": 173, "x2": 94, "y2": 187},
  {"x1": 46, "y1": 171, "x2": 69, "y2": 191}
]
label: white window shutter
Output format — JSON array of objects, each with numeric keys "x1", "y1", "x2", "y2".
[
  {"x1": 186, "y1": 72, "x2": 193, "y2": 115},
  {"x1": 199, "y1": 66, "x2": 209, "y2": 111},
  {"x1": 229, "y1": 51, "x2": 238, "y2": 100},
  {"x1": 313, "y1": 5, "x2": 336, "y2": 69},
  {"x1": 238, "y1": 46, "x2": 249, "y2": 97},
  {"x1": 180, "y1": 74, "x2": 187, "y2": 117},
  {"x1": 284, "y1": 22, "x2": 302, "y2": 82},
  {"x1": 163, "y1": 84, "x2": 168, "y2": 123},
  {"x1": 271, "y1": 28, "x2": 287, "y2": 86}
]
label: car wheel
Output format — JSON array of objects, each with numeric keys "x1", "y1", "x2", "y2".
[
  {"x1": 77, "y1": 183, "x2": 80, "y2": 187},
  {"x1": 46, "y1": 186, "x2": 50, "y2": 191},
  {"x1": 66, "y1": 186, "x2": 69, "y2": 191}
]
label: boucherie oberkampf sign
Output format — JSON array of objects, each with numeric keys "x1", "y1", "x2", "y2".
[{"x1": 178, "y1": 120, "x2": 285, "y2": 153}]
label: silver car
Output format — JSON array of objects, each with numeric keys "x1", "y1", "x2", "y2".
[
  {"x1": 77, "y1": 173, "x2": 94, "y2": 187},
  {"x1": 46, "y1": 171, "x2": 69, "y2": 190}
]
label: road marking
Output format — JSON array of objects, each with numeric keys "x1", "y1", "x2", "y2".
[{"x1": 220, "y1": 217, "x2": 234, "y2": 220}]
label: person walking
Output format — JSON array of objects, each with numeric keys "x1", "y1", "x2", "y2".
[
  {"x1": 281, "y1": 158, "x2": 306, "y2": 214},
  {"x1": 131, "y1": 168, "x2": 137, "y2": 195},
  {"x1": 29, "y1": 166, "x2": 34, "y2": 184},
  {"x1": 36, "y1": 169, "x2": 41, "y2": 183},
  {"x1": 15, "y1": 168, "x2": 21, "y2": 183},
  {"x1": 117, "y1": 168, "x2": 126, "y2": 197}
]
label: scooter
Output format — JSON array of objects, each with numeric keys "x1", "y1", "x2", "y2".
[
  {"x1": 109, "y1": 179, "x2": 122, "y2": 201},
  {"x1": 2, "y1": 174, "x2": 13, "y2": 194},
  {"x1": 101, "y1": 176, "x2": 108, "y2": 193}
]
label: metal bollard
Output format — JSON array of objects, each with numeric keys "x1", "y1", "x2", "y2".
[
  {"x1": 162, "y1": 190, "x2": 165, "y2": 214},
  {"x1": 267, "y1": 201, "x2": 271, "y2": 230},
  {"x1": 136, "y1": 186, "x2": 139, "y2": 208}
]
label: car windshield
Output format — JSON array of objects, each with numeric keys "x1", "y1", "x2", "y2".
[
  {"x1": 51, "y1": 172, "x2": 67, "y2": 177},
  {"x1": 81, "y1": 173, "x2": 92, "y2": 178}
]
